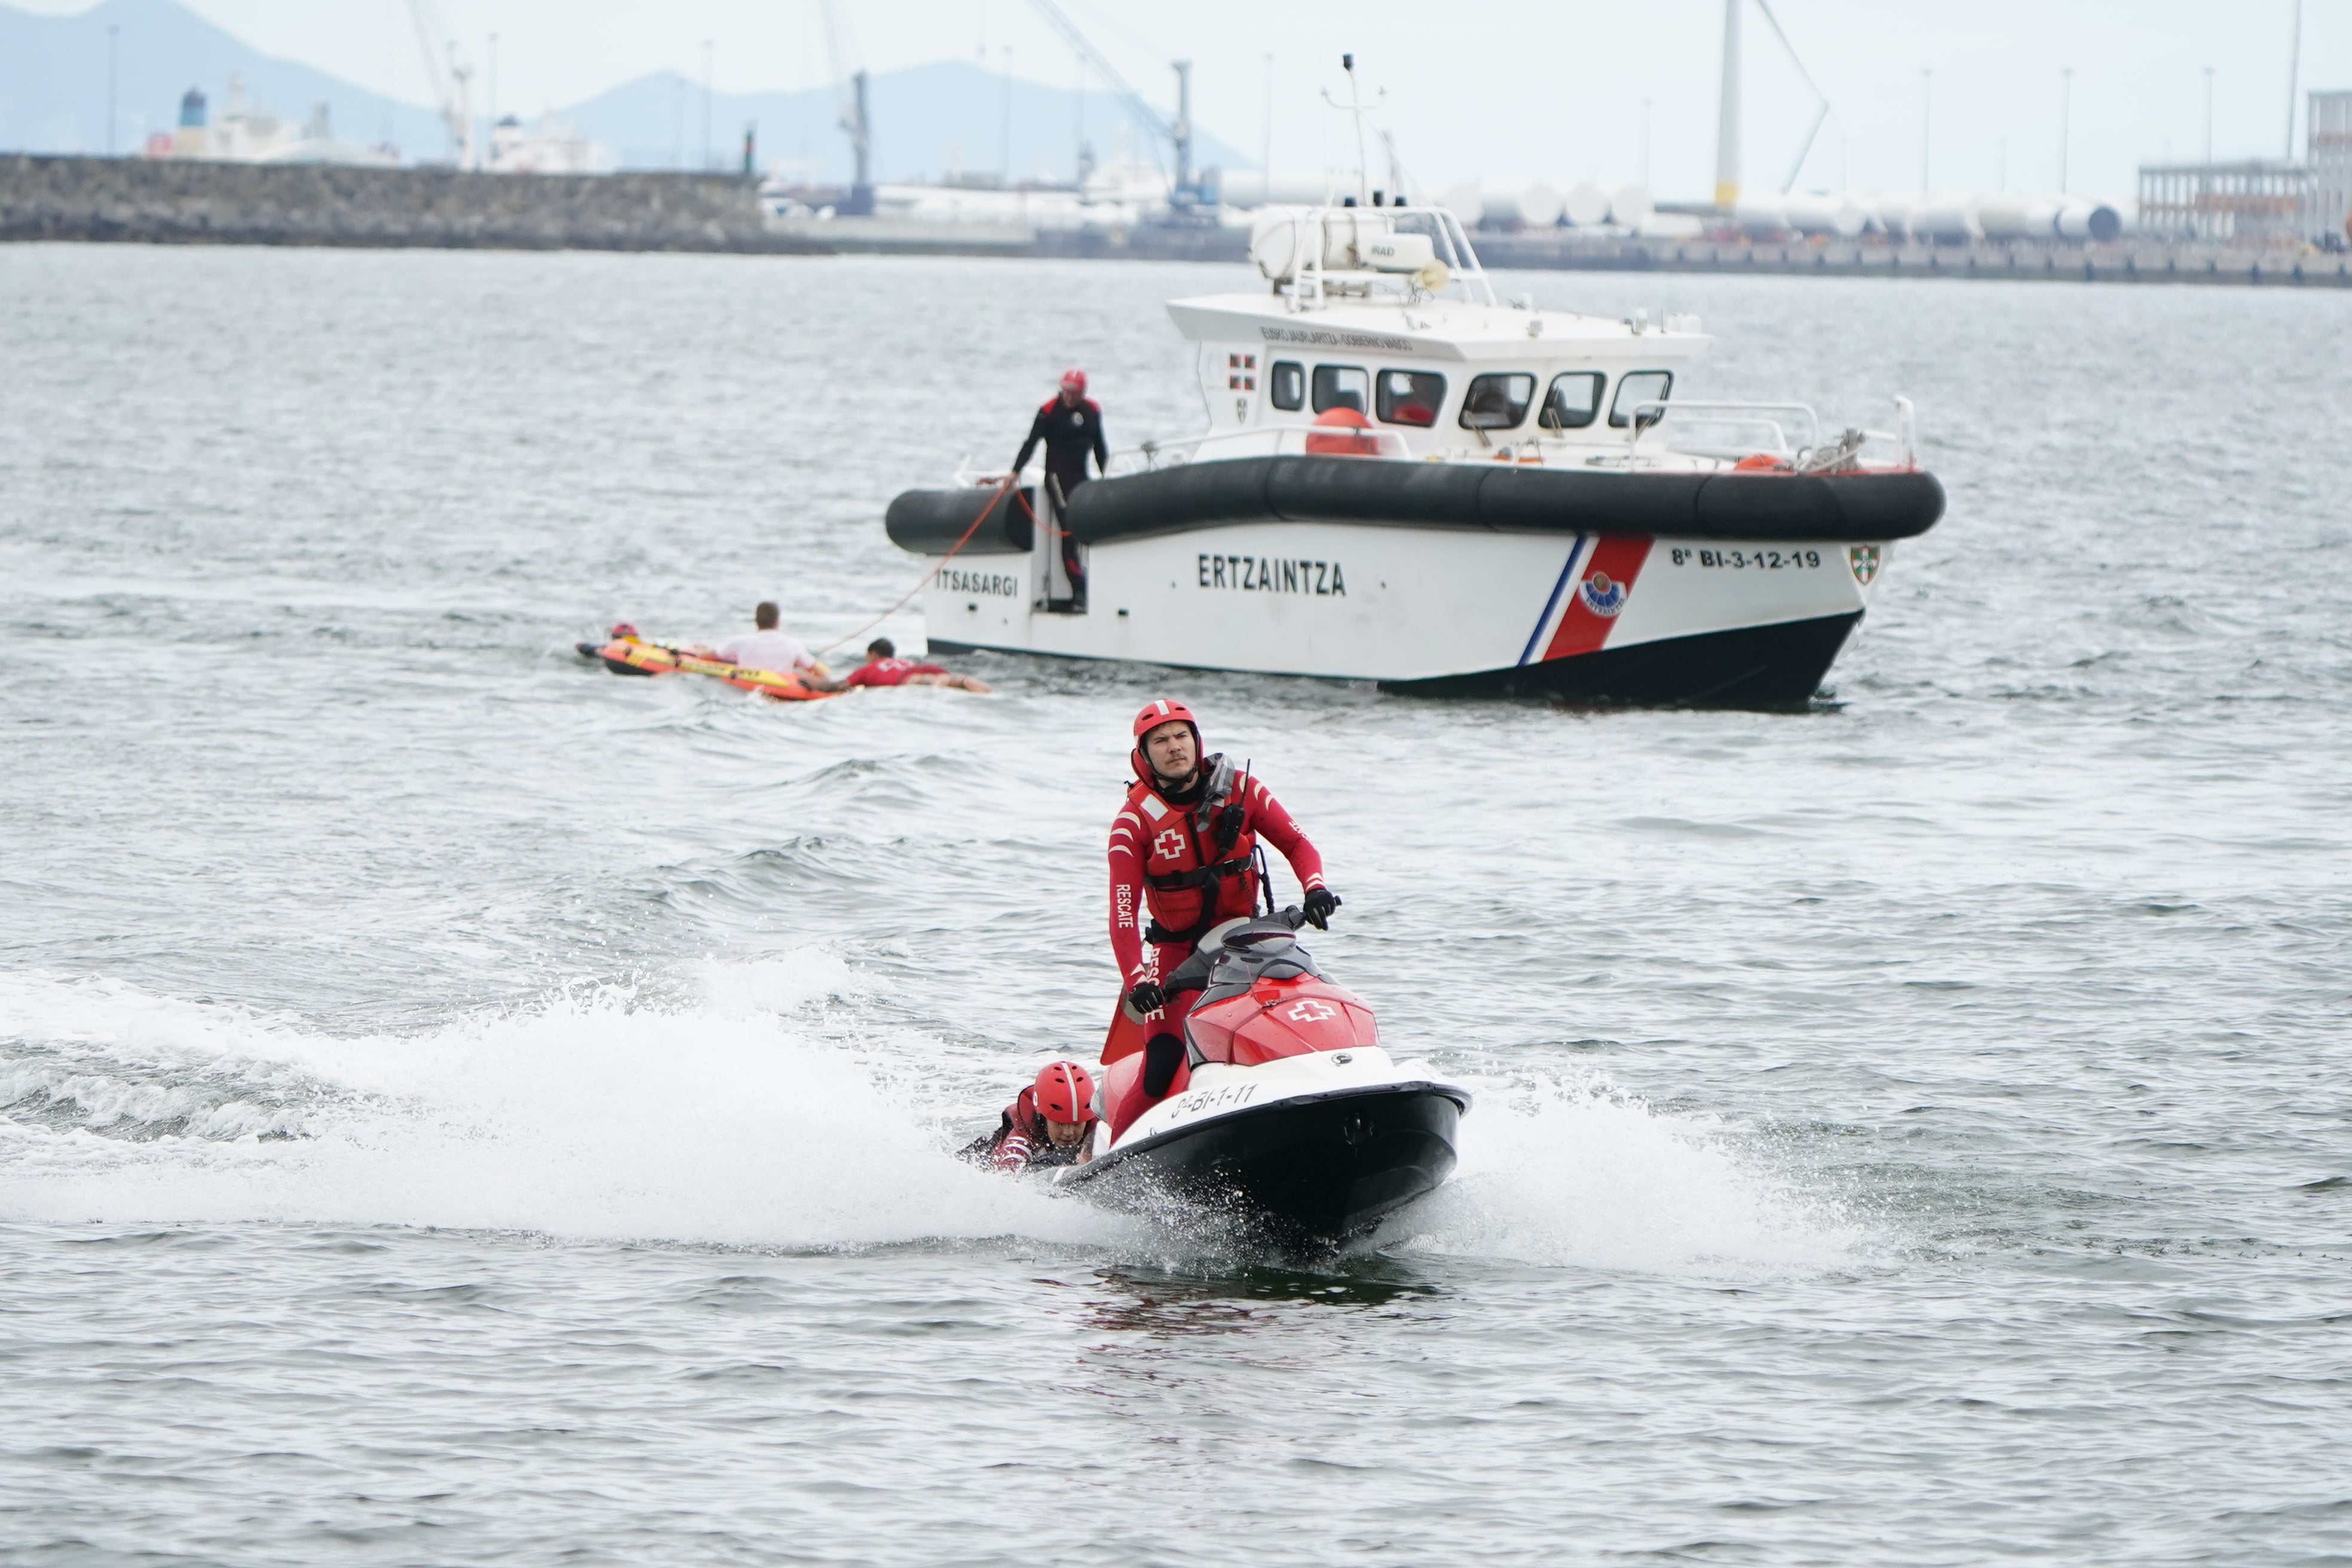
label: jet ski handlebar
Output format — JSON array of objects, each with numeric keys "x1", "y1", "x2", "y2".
[{"x1": 1227, "y1": 907, "x2": 1310, "y2": 942}]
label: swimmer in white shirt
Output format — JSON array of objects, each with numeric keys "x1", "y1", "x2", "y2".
[{"x1": 693, "y1": 603, "x2": 843, "y2": 688}]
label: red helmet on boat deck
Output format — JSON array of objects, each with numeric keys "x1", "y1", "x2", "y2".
[
  {"x1": 1033, "y1": 1061, "x2": 1097, "y2": 1124},
  {"x1": 1060, "y1": 368, "x2": 1088, "y2": 394}
]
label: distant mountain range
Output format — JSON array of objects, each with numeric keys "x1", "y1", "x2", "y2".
[{"x1": 0, "y1": 0, "x2": 1249, "y2": 182}]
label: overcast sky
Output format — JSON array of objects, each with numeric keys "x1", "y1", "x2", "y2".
[{"x1": 23, "y1": 0, "x2": 2345, "y2": 199}]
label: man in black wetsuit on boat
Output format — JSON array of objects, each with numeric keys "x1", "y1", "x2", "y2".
[{"x1": 1012, "y1": 369, "x2": 1107, "y2": 607}]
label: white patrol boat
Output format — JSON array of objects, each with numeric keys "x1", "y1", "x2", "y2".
[{"x1": 886, "y1": 83, "x2": 1943, "y2": 707}]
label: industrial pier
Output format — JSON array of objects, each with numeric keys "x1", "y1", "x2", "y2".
[{"x1": 5, "y1": 154, "x2": 2345, "y2": 289}]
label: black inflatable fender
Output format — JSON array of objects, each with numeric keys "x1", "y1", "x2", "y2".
[
  {"x1": 1031, "y1": 457, "x2": 1946, "y2": 547},
  {"x1": 883, "y1": 485, "x2": 1036, "y2": 555}
]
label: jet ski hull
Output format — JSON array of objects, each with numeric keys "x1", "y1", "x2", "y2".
[{"x1": 1060, "y1": 1081, "x2": 1463, "y2": 1245}]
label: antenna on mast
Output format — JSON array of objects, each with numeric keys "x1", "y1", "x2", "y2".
[{"x1": 1322, "y1": 53, "x2": 1385, "y2": 206}]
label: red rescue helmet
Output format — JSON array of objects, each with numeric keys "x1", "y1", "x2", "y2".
[
  {"x1": 1033, "y1": 1061, "x2": 1097, "y2": 1124},
  {"x1": 1059, "y1": 368, "x2": 1088, "y2": 394},
  {"x1": 608, "y1": 621, "x2": 639, "y2": 639},
  {"x1": 1131, "y1": 697, "x2": 1203, "y2": 782},
  {"x1": 1131, "y1": 697, "x2": 1199, "y2": 741}
]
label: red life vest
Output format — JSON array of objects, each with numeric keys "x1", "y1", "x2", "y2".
[{"x1": 1122, "y1": 753, "x2": 1263, "y2": 946}]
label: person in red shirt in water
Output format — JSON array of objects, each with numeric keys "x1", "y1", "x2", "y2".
[
  {"x1": 841, "y1": 638, "x2": 991, "y2": 693},
  {"x1": 1107, "y1": 699, "x2": 1339, "y2": 1103},
  {"x1": 961, "y1": 1061, "x2": 1099, "y2": 1171}
]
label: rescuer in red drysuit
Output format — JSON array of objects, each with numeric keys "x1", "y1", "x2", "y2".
[
  {"x1": 841, "y1": 637, "x2": 992, "y2": 693},
  {"x1": 1107, "y1": 698, "x2": 1340, "y2": 1102},
  {"x1": 1012, "y1": 369, "x2": 1107, "y2": 607},
  {"x1": 963, "y1": 1061, "x2": 1100, "y2": 1172}
]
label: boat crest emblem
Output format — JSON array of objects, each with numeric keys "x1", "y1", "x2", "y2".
[
  {"x1": 1848, "y1": 545, "x2": 1882, "y2": 585},
  {"x1": 1579, "y1": 571, "x2": 1628, "y2": 617},
  {"x1": 1285, "y1": 1000, "x2": 1337, "y2": 1022}
]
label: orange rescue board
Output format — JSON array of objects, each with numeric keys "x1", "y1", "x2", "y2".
[{"x1": 588, "y1": 639, "x2": 837, "y2": 703}]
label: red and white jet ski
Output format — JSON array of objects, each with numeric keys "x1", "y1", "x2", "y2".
[{"x1": 1056, "y1": 908, "x2": 1469, "y2": 1245}]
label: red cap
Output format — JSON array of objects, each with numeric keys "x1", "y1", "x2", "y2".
[
  {"x1": 1060, "y1": 368, "x2": 1088, "y2": 394},
  {"x1": 1032, "y1": 1061, "x2": 1097, "y2": 1124}
]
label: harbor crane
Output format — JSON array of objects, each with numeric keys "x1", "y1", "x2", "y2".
[
  {"x1": 819, "y1": 0, "x2": 874, "y2": 214},
  {"x1": 405, "y1": 0, "x2": 476, "y2": 169},
  {"x1": 1023, "y1": 0, "x2": 1208, "y2": 211}
]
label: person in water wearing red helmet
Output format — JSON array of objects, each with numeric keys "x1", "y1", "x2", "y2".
[
  {"x1": 1011, "y1": 369, "x2": 1107, "y2": 607},
  {"x1": 1108, "y1": 699, "x2": 1339, "y2": 1102},
  {"x1": 962, "y1": 1061, "x2": 1100, "y2": 1172},
  {"x1": 841, "y1": 638, "x2": 992, "y2": 693}
]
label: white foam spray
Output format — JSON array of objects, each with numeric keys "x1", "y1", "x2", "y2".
[
  {"x1": 0, "y1": 959, "x2": 1119, "y2": 1250},
  {"x1": 3, "y1": 969, "x2": 1869, "y2": 1275},
  {"x1": 1383, "y1": 1073, "x2": 1871, "y2": 1279}
]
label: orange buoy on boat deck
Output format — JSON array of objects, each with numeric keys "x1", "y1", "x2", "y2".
[{"x1": 1303, "y1": 406, "x2": 1387, "y2": 457}]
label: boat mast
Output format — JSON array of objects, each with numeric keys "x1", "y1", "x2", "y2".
[{"x1": 1342, "y1": 53, "x2": 1371, "y2": 206}]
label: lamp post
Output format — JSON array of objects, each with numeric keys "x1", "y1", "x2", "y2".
[
  {"x1": 486, "y1": 32, "x2": 498, "y2": 169},
  {"x1": 1921, "y1": 68, "x2": 1932, "y2": 190},
  {"x1": 1261, "y1": 53, "x2": 1273, "y2": 204},
  {"x1": 2203, "y1": 66, "x2": 2214, "y2": 164},
  {"x1": 2059, "y1": 67, "x2": 2074, "y2": 193}
]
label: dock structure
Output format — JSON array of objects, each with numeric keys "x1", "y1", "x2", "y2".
[
  {"x1": 0, "y1": 154, "x2": 801, "y2": 253},
  {"x1": 1468, "y1": 231, "x2": 2352, "y2": 288},
  {"x1": 7, "y1": 154, "x2": 2351, "y2": 287}
]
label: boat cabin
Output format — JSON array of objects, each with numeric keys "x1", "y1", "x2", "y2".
[{"x1": 1163, "y1": 202, "x2": 1711, "y2": 466}]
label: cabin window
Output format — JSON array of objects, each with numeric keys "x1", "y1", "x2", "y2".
[
  {"x1": 1269, "y1": 361, "x2": 1305, "y2": 411},
  {"x1": 1538, "y1": 372, "x2": 1604, "y2": 430},
  {"x1": 1608, "y1": 370, "x2": 1674, "y2": 428},
  {"x1": 1376, "y1": 370, "x2": 1447, "y2": 428},
  {"x1": 1311, "y1": 365, "x2": 1369, "y2": 415},
  {"x1": 1459, "y1": 373, "x2": 1535, "y2": 430}
]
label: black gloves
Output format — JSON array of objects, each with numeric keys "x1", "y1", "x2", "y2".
[
  {"x1": 1302, "y1": 887, "x2": 1342, "y2": 930},
  {"x1": 1126, "y1": 980, "x2": 1167, "y2": 1015}
]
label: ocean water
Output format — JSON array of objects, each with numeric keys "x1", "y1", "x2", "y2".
[{"x1": 2, "y1": 242, "x2": 2348, "y2": 1566}]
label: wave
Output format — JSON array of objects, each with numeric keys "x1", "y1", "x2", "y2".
[
  {"x1": 1382, "y1": 1075, "x2": 1872, "y2": 1278},
  {"x1": 1, "y1": 966, "x2": 1868, "y2": 1275},
  {"x1": 0, "y1": 960, "x2": 1117, "y2": 1250}
]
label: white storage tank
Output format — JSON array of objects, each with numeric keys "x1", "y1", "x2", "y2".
[
  {"x1": 1910, "y1": 194, "x2": 1981, "y2": 242},
  {"x1": 1440, "y1": 181, "x2": 1485, "y2": 227},
  {"x1": 1733, "y1": 193, "x2": 1790, "y2": 233},
  {"x1": 1563, "y1": 181, "x2": 1612, "y2": 227},
  {"x1": 1868, "y1": 193, "x2": 1919, "y2": 238},
  {"x1": 1783, "y1": 192, "x2": 1867, "y2": 237},
  {"x1": 1977, "y1": 195, "x2": 2062, "y2": 238},
  {"x1": 2056, "y1": 198, "x2": 2124, "y2": 241},
  {"x1": 1518, "y1": 182, "x2": 1566, "y2": 228}
]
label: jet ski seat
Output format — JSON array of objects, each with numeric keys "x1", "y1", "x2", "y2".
[{"x1": 1163, "y1": 917, "x2": 1325, "y2": 1013}]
